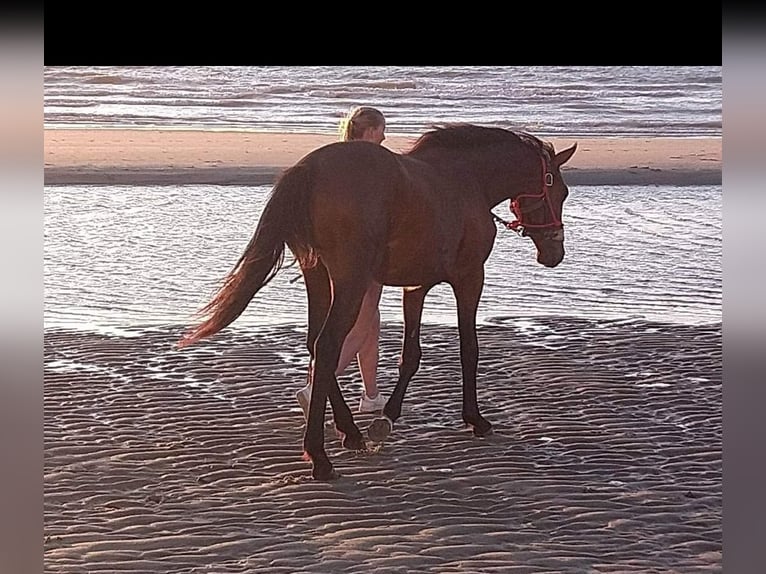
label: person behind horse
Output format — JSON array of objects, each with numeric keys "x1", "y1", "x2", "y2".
[{"x1": 296, "y1": 106, "x2": 387, "y2": 417}]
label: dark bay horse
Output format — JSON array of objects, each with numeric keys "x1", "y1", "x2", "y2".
[{"x1": 179, "y1": 124, "x2": 576, "y2": 480}]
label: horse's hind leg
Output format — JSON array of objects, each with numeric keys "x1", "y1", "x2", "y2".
[
  {"x1": 368, "y1": 285, "x2": 429, "y2": 443},
  {"x1": 302, "y1": 263, "x2": 363, "y2": 451},
  {"x1": 302, "y1": 262, "x2": 329, "y2": 384},
  {"x1": 304, "y1": 278, "x2": 368, "y2": 479}
]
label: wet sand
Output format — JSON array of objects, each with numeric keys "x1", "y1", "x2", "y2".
[
  {"x1": 44, "y1": 318, "x2": 722, "y2": 573},
  {"x1": 43, "y1": 129, "x2": 722, "y2": 186}
]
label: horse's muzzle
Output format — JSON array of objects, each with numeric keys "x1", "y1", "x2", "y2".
[
  {"x1": 546, "y1": 228, "x2": 565, "y2": 242},
  {"x1": 526, "y1": 227, "x2": 564, "y2": 242}
]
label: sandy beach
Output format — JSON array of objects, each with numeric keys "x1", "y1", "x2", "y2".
[
  {"x1": 44, "y1": 129, "x2": 722, "y2": 187},
  {"x1": 44, "y1": 319, "x2": 721, "y2": 573},
  {"x1": 44, "y1": 127, "x2": 722, "y2": 572}
]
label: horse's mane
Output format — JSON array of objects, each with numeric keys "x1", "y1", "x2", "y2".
[{"x1": 407, "y1": 123, "x2": 553, "y2": 159}]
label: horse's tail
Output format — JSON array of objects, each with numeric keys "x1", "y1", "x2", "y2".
[{"x1": 177, "y1": 164, "x2": 315, "y2": 348}]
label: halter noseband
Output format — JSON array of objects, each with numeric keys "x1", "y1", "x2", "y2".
[{"x1": 493, "y1": 155, "x2": 562, "y2": 238}]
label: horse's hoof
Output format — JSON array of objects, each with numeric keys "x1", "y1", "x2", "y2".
[
  {"x1": 312, "y1": 463, "x2": 341, "y2": 481},
  {"x1": 342, "y1": 432, "x2": 366, "y2": 451},
  {"x1": 368, "y1": 416, "x2": 393, "y2": 443},
  {"x1": 473, "y1": 421, "x2": 493, "y2": 437}
]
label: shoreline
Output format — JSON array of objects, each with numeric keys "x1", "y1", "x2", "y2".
[{"x1": 44, "y1": 129, "x2": 722, "y2": 187}]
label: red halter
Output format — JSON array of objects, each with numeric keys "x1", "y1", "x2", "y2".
[{"x1": 504, "y1": 156, "x2": 562, "y2": 236}]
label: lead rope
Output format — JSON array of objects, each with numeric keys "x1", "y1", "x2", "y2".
[{"x1": 492, "y1": 212, "x2": 522, "y2": 234}]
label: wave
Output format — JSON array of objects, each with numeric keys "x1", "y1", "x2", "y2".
[
  {"x1": 43, "y1": 66, "x2": 722, "y2": 138},
  {"x1": 82, "y1": 75, "x2": 133, "y2": 85}
]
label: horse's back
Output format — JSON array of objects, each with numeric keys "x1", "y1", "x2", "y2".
[
  {"x1": 295, "y1": 141, "x2": 492, "y2": 285},
  {"x1": 308, "y1": 140, "x2": 402, "y2": 189},
  {"x1": 306, "y1": 142, "x2": 451, "y2": 213}
]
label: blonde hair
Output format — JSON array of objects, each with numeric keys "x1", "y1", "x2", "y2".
[{"x1": 339, "y1": 106, "x2": 386, "y2": 141}]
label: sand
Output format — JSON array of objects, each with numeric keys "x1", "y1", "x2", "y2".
[
  {"x1": 43, "y1": 129, "x2": 722, "y2": 186},
  {"x1": 44, "y1": 319, "x2": 722, "y2": 573},
  {"x1": 44, "y1": 128, "x2": 722, "y2": 572}
]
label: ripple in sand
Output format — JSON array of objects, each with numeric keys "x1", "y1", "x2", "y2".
[{"x1": 45, "y1": 319, "x2": 720, "y2": 573}]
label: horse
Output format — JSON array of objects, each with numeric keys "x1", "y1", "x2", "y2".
[{"x1": 178, "y1": 124, "x2": 577, "y2": 480}]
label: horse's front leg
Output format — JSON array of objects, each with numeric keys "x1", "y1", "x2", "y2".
[
  {"x1": 452, "y1": 270, "x2": 492, "y2": 437},
  {"x1": 368, "y1": 285, "x2": 430, "y2": 443}
]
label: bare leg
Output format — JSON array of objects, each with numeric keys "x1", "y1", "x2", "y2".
[
  {"x1": 334, "y1": 282, "x2": 382, "y2": 397},
  {"x1": 355, "y1": 305, "x2": 380, "y2": 397}
]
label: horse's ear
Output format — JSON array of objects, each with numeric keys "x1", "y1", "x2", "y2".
[{"x1": 553, "y1": 143, "x2": 577, "y2": 168}]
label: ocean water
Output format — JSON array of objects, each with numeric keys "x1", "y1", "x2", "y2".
[
  {"x1": 43, "y1": 66, "x2": 722, "y2": 335},
  {"x1": 43, "y1": 66, "x2": 722, "y2": 137},
  {"x1": 43, "y1": 184, "x2": 722, "y2": 335}
]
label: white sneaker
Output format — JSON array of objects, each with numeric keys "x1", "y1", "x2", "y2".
[
  {"x1": 359, "y1": 391, "x2": 386, "y2": 413},
  {"x1": 296, "y1": 384, "x2": 311, "y2": 419}
]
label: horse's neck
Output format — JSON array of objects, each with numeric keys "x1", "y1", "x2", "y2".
[{"x1": 411, "y1": 149, "x2": 537, "y2": 208}]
